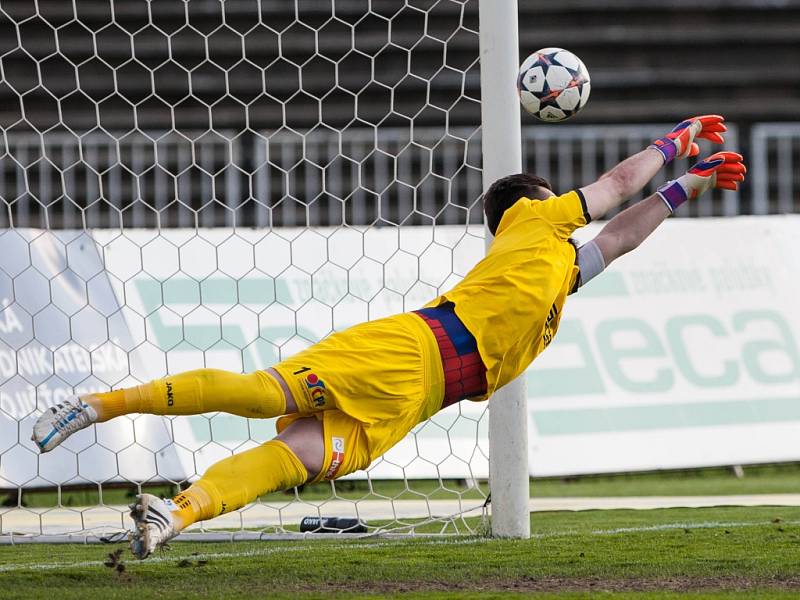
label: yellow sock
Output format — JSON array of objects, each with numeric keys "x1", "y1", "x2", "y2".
[
  {"x1": 84, "y1": 369, "x2": 286, "y2": 421},
  {"x1": 165, "y1": 440, "x2": 308, "y2": 530}
]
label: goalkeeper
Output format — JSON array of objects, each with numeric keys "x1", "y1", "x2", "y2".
[{"x1": 32, "y1": 115, "x2": 745, "y2": 558}]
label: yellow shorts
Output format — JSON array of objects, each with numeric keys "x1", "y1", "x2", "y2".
[{"x1": 273, "y1": 312, "x2": 445, "y2": 483}]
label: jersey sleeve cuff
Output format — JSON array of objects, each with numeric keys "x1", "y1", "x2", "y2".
[{"x1": 576, "y1": 188, "x2": 591, "y2": 224}]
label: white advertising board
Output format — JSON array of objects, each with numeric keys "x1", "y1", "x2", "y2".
[
  {"x1": 0, "y1": 230, "x2": 189, "y2": 488},
  {"x1": 92, "y1": 225, "x2": 489, "y2": 481},
  {"x1": 3, "y1": 216, "x2": 799, "y2": 486},
  {"x1": 534, "y1": 216, "x2": 800, "y2": 475}
]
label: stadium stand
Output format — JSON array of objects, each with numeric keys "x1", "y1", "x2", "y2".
[{"x1": 0, "y1": 0, "x2": 797, "y2": 228}]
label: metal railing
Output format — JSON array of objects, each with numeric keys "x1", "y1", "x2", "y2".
[
  {"x1": 4, "y1": 121, "x2": 800, "y2": 231},
  {"x1": 750, "y1": 123, "x2": 800, "y2": 215}
]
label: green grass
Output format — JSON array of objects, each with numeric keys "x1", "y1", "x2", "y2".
[
  {"x1": 8, "y1": 462, "x2": 800, "y2": 508},
  {"x1": 529, "y1": 463, "x2": 800, "y2": 497},
  {"x1": 2, "y1": 506, "x2": 800, "y2": 599}
]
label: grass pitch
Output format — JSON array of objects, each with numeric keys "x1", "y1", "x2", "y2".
[{"x1": 3, "y1": 505, "x2": 800, "y2": 599}]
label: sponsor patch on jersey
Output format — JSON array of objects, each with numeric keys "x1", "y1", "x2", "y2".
[
  {"x1": 324, "y1": 436, "x2": 345, "y2": 480},
  {"x1": 542, "y1": 303, "x2": 559, "y2": 348},
  {"x1": 304, "y1": 372, "x2": 328, "y2": 407}
]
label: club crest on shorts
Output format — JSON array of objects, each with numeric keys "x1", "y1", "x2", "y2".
[
  {"x1": 325, "y1": 436, "x2": 345, "y2": 480},
  {"x1": 303, "y1": 372, "x2": 327, "y2": 407}
]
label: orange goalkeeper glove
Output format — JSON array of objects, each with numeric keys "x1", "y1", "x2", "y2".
[
  {"x1": 650, "y1": 115, "x2": 727, "y2": 163},
  {"x1": 657, "y1": 151, "x2": 746, "y2": 212}
]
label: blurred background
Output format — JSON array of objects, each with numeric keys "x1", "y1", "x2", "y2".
[{"x1": 0, "y1": 0, "x2": 797, "y2": 230}]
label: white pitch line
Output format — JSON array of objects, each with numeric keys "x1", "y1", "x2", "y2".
[
  {"x1": 2, "y1": 518, "x2": 796, "y2": 574},
  {"x1": 7, "y1": 493, "x2": 800, "y2": 537},
  {"x1": 0, "y1": 537, "x2": 485, "y2": 573},
  {"x1": 589, "y1": 519, "x2": 800, "y2": 536}
]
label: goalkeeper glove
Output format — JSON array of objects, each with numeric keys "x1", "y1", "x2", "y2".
[
  {"x1": 650, "y1": 115, "x2": 727, "y2": 163},
  {"x1": 657, "y1": 151, "x2": 746, "y2": 213}
]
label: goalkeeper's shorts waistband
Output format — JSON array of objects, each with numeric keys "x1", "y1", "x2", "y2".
[{"x1": 413, "y1": 303, "x2": 486, "y2": 409}]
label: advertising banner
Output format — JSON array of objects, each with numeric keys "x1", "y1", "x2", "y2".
[
  {"x1": 3, "y1": 216, "x2": 798, "y2": 485},
  {"x1": 92, "y1": 226, "x2": 489, "y2": 480},
  {"x1": 0, "y1": 230, "x2": 189, "y2": 488},
  {"x1": 533, "y1": 216, "x2": 800, "y2": 475}
]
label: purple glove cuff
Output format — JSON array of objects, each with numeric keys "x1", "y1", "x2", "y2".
[
  {"x1": 657, "y1": 180, "x2": 688, "y2": 213},
  {"x1": 649, "y1": 138, "x2": 677, "y2": 164}
]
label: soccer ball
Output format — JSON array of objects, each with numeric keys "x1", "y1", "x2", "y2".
[{"x1": 517, "y1": 48, "x2": 590, "y2": 122}]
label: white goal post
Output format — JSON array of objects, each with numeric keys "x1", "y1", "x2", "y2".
[
  {"x1": 0, "y1": 0, "x2": 530, "y2": 542},
  {"x1": 478, "y1": 0, "x2": 530, "y2": 539}
]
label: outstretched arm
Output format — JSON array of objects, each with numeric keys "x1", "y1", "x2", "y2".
[
  {"x1": 580, "y1": 148, "x2": 665, "y2": 221},
  {"x1": 592, "y1": 194, "x2": 670, "y2": 266},
  {"x1": 574, "y1": 152, "x2": 746, "y2": 290},
  {"x1": 580, "y1": 115, "x2": 727, "y2": 221}
]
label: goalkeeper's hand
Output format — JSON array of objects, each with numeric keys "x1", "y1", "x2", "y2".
[
  {"x1": 649, "y1": 115, "x2": 727, "y2": 163},
  {"x1": 657, "y1": 151, "x2": 746, "y2": 213}
]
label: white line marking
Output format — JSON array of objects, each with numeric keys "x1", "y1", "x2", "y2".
[
  {"x1": 0, "y1": 537, "x2": 485, "y2": 573},
  {"x1": 2, "y1": 519, "x2": 797, "y2": 574},
  {"x1": 590, "y1": 519, "x2": 800, "y2": 535},
  {"x1": 528, "y1": 519, "x2": 800, "y2": 539}
]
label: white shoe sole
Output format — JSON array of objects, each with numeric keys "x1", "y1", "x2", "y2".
[
  {"x1": 129, "y1": 494, "x2": 172, "y2": 559},
  {"x1": 31, "y1": 400, "x2": 95, "y2": 453}
]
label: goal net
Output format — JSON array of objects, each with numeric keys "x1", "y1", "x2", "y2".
[{"x1": 0, "y1": 0, "x2": 495, "y2": 542}]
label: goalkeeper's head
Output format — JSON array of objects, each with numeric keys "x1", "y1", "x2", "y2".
[{"x1": 483, "y1": 173, "x2": 553, "y2": 235}]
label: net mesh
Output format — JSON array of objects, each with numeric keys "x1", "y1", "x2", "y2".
[{"x1": 0, "y1": 0, "x2": 493, "y2": 541}]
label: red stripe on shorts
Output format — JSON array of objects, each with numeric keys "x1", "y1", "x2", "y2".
[{"x1": 414, "y1": 308, "x2": 487, "y2": 409}]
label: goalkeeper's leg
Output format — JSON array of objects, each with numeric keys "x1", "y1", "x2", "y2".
[
  {"x1": 130, "y1": 408, "x2": 373, "y2": 558},
  {"x1": 91, "y1": 368, "x2": 294, "y2": 419},
  {"x1": 32, "y1": 368, "x2": 293, "y2": 452},
  {"x1": 130, "y1": 416, "x2": 323, "y2": 559}
]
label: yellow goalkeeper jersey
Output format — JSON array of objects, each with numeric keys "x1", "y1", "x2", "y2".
[{"x1": 425, "y1": 190, "x2": 589, "y2": 398}]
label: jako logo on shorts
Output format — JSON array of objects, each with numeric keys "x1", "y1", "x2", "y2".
[
  {"x1": 325, "y1": 436, "x2": 345, "y2": 480},
  {"x1": 305, "y1": 373, "x2": 327, "y2": 407}
]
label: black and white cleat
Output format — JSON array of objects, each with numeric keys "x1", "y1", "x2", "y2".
[{"x1": 129, "y1": 493, "x2": 178, "y2": 559}]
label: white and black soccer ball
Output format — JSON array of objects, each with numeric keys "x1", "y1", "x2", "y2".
[{"x1": 517, "y1": 48, "x2": 590, "y2": 122}]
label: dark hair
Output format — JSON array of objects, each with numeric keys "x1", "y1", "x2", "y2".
[{"x1": 483, "y1": 173, "x2": 553, "y2": 235}]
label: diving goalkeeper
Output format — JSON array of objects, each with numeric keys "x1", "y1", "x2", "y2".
[{"x1": 32, "y1": 115, "x2": 745, "y2": 558}]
